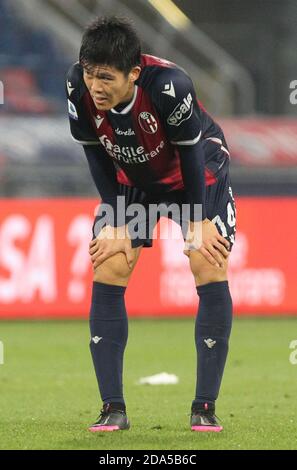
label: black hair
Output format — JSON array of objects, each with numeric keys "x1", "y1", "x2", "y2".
[{"x1": 79, "y1": 16, "x2": 141, "y2": 75}]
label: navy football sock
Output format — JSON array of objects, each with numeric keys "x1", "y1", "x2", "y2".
[
  {"x1": 193, "y1": 281, "x2": 233, "y2": 409},
  {"x1": 89, "y1": 282, "x2": 128, "y2": 405}
]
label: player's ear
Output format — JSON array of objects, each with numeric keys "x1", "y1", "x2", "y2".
[{"x1": 129, "y1": 66, "x2": 141, "y2": 83}]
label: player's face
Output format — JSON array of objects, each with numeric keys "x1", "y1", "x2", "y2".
[{"x1": 83, "y1": 64, "x2": 141, "y2": 111}]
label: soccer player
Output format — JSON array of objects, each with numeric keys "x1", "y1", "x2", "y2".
[{"x1": 66, "y1": 16, "x2": 236, "y2": 432}]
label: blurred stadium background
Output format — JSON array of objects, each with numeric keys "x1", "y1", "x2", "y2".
[{"x1": 0, "y1": 0, "x2": 297, "y2": 450}]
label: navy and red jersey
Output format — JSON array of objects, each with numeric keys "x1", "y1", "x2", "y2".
[{"x1": 66, "y1": 54, "x2": 230, "y2": 194}]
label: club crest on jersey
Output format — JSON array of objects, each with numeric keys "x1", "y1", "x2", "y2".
[
  {"x1": 138, "y1": 112, "x2": 158, "y2": 134},
  {"x1": 167, "y1": 93, "x2": 193, "y2": 126}
]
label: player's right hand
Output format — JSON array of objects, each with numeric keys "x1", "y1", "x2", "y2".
[
  {"x1": 89, "y1": 225, "x2": 134, "y2": 269},
  {"x1": 184, "y1": 218, "x2": 230, "y2": 267}
]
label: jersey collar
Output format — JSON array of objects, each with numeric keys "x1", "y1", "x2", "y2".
[{"x1": 110, "y1": 85, "x2": 138, "y2": 115}]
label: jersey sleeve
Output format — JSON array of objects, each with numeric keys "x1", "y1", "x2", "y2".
[
  {"x1": 152, "y1": 68, "x2": 202, "y2": 146},
  {"x1": 66, "y1": 63, "x2": 99, "y2": 145}
]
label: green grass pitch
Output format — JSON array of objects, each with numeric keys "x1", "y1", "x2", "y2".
[{"x1": 0, "y1": 317, "x2": 296, "y2": 450}]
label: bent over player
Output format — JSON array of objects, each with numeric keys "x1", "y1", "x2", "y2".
[{"x1": 66, "y1": 16, "x2": 236, "y2": 432}]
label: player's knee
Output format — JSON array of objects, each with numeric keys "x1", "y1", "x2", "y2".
[
  {"x1": 189, "y1": 251, "x2": 228, "y2": 285},
  {"x1": 93, "y1": 252, "x2": 134, "y2": 285}
]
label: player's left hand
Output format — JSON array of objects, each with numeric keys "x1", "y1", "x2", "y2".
[
  {"x1": 89, "y1": 224, "x2": 134, "y2": 269},
  {"x1": 183, "y1": 218, "x2": 230, "y2": 267}
]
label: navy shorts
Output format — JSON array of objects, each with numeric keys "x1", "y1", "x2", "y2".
[{"x1": 92, "y1": 170, "x2": 236, "y2": 250}]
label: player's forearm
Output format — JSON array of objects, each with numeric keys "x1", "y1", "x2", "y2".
[
  {"x1": 178, "y1": 142, "x2": 206, "y2": 222},
  {"x1": 83, "y1": 145, "x2": 118, "y2": 205},
  {"x1": 84, "y1": 145, "x2": 125, "y2": 226}
]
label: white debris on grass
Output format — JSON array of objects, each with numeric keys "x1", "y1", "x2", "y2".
[{"x1": 138, "y1": 372, "x2": 179, "y2": 385}]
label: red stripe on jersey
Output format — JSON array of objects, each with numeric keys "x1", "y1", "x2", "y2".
[
  {"x1": 131, "y1": 88, "x2": 184, "y2": 189},
  {"x1": 141, "y1": 54, "x2": 175, "y2": 69},
  {"x1": 197, "y1": 99, "x2": 207, "y2": 113},
  {"x1": 83, "y1": 93, "x2": 135, "y2": 186},
  {"x1": 117, "y1": 169, "x2": 134, "y2": 186},
  {"x1": 205, "y1": 167, "x2": 217, "y2": 185},
  {"x1": 172, "y1": 147, "x2": 217, "y2": 189},
  {"x1": 156, "y1": 147, "x2": 184, "y2": 190}
]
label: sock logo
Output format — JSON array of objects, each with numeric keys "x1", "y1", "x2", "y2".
[
  {"x1": 92, "y1": 336, "x2": 103, "y2": 344},
  {"x1": 204, "y1": 338, "x2": 216, "y2": 349}
]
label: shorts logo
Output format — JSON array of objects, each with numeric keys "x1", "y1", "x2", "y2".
[
  {"x1": 68, "y1": 99, "x2": 78, "y2": 120},
  {"x1": 167, "y1": 93, "x2": 193, "y2": 126},
  {"x1": 138, "y1": 112, "x2": 158, "y2": 134}
]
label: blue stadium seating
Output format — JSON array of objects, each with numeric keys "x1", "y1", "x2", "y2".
[{"x1": 0, "y1": 0, "x2": 69, "y2": 113}]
